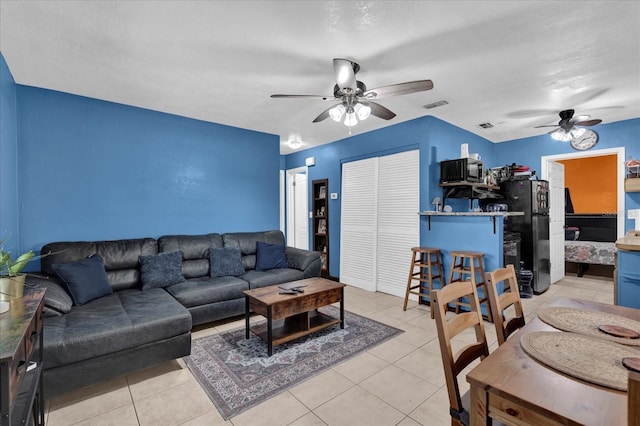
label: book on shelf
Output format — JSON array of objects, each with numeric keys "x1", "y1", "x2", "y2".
[
  {"x1": 317, "y1": 219, "x2": 326, "y2": 233},
  {"x1": 318, "y1": 186, "x2": 326, "y2": 199}
]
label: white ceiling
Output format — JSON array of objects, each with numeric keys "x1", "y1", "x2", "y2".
[{"x1": 1, "y1": 1, "x2": 639, "y2": 154}]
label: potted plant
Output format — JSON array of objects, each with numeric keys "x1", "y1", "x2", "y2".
[{"x1": 0, "y1": 242, "x2": 36, "y2": 300}]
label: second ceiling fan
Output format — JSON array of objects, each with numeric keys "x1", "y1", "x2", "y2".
[
  {"x1": 535, "y1": 109, "x2": 602, "y2": 142},
  {"x1": 271, "y1": 58, "x2": 434, "y2": 126}
]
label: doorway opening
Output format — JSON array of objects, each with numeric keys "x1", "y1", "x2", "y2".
[
  {"x1": 285, "y1": 166, "x2": 309, "y2": 250},
  {"x1": 541, "y1": 147, "x2": 625, "y2": 237},
  {"x1": 541, "y1": 147, "x2": 625, "y2": 281}
]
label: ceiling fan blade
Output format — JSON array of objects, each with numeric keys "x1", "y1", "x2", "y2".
[
  {"x1": 546, "y1": 128, "x2": 561, "y2": 135},
  {"x1": 333, "y1": 58, "x2": 357, "y2": 91},
  {"x1": 271, "y1": 94, "x2": 336, "y2": 100},
  {"x1": 574, "y1": 119, "x2": 602, "y2": 126},
  {"x1": 366, "y1": 101, "x2": 396, "y2": 120},
  {"x1": 363, "y1": 80, "x2": 433, "y2": 99},
  {"x1": 534, "y1": 124, "x2": 560, "y2": 128}
]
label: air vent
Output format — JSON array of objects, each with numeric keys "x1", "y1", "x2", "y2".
[
  {"x1": 477, "y1": 122, "x2": 494, "y2": 129},
  {"x1": 422, "y1": 100, "x2": 448, "y2": 109}
]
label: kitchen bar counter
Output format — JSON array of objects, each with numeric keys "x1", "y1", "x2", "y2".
[{"x1": 615, "y1": 230, "x2": 640, "y2": 251}]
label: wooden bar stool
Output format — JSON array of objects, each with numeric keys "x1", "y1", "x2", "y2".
[
  {"x1": 447, "y1": 251, "x2": 492, "y2": 322},
  {"x1": 403, "y1": 247, "x2": 445, "y2": 318}
]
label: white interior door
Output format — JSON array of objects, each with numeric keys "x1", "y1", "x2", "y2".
[
  {"x1": 376, "y1": 150, "x2": 420, "y2": 297},
  {"x1": 294, "y1": 173, "x2": 308, "y2": 250},
  {"x1": 340, "y1": 157, "x2": 378, "y2": 291},
  {"x1": 286, "y1": 167, "x2": 308, "y2": 249},
  {"x1": 548, "y1": 161, "x2": 565, "y2": 284}
]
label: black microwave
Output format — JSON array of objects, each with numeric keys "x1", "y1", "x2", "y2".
[{"x1": 440, "y1": 158, "x2": 484, "y2": 183}]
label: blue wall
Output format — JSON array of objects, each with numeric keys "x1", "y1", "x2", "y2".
[
  {"x1": 0, "y1": 53, "x2": 19, "y2": 253},
  {"x1": 15, "y1": 86, "x2": 280, "y2": 255},
  {"x1": 493, "y1": 118, "x2": 640, "y2": 231},
  {"x1": 284, "y1": 115, "x2": 495, "y2": 277}
]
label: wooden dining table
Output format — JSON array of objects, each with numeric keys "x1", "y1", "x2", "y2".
[{"x1": 466, "y1": 297, "x2": 640, "y2": 426}]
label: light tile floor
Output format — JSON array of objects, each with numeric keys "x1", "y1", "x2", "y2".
[{"x1": 45, "y1": 274, "x2": 615, "y2": 426}]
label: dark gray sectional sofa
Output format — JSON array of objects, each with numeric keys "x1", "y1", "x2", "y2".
[{"x1": 30, "y1": 230, "x2": 320, "y2": 398}]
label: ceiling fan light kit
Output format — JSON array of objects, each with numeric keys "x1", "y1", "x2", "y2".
[
  {"x1": 536, "y1": 109, "x2": 602, "y2": 150},
  {"x1": 271, "y1": 58, "x2": 433, "y2": 129},
  {"x1": 550, "y1": 127, "x2": 585, "y2": 142}
]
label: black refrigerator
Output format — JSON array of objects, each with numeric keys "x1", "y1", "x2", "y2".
[{"x1": 500, "y1": 180, "x2": 550, "y2": 294}]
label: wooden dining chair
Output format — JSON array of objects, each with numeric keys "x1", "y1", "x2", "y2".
[
  {"x1": 630, "y1": 369, "x2": 640, "y2": 426},
  {"x1": 432, "y1": 280, "x2": 489, "y2": 426},
  {"x1": 485, "y1": 264, "x2": 526, "y2": 346}
]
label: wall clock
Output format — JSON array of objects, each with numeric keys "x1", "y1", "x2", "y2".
[{"x1": 570, "y1": 129, "x2": 599, "y2": 151}]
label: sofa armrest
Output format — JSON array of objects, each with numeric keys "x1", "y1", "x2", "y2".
[
  {"x1": 286, "y1": 247, "x2": 321, "y2": 277},
  {"x1": 26, "y1": 273, "x2": 73, "y2": 315}
]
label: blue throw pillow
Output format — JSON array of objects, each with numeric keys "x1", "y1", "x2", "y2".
[
  {"x1": 52, "y1": 254, "x2": 113, "y2": 305},
  {"x1": 209, "y1": 247, "x2": 245, "y2": 277},
  {"x1": 139, "y1": 251, "x2": 185, "y2": 290},
  {"x1": 255, "y1": 241, "x2": 288, "y2": 271}
]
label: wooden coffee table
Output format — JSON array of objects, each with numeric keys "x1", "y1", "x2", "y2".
[{"x1": 244, "y1": 277, "x2": 345, "y2": 356}]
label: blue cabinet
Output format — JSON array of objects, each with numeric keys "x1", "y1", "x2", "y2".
[{"x1": 616, "y1": 250, "x2": 640, "y2": 309}]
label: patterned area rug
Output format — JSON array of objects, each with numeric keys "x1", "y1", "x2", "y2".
[{"x1": 185, "y1": 306, "x2": 403, "y2": 419}]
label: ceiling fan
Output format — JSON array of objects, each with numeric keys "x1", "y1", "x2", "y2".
[
  {"x1": 271, "y1": 58, "x2": 433, "y2": 127},
  {"x1": 535, "y1": 109, "x2": 602, "y2": 142}
]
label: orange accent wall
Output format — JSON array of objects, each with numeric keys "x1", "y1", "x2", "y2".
[{"x1": 558, "y1": 155, "x2": 617, "y2": 214}]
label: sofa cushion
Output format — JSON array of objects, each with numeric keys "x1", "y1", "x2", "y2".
[
  {"x1": 43, "y1": 288, "x2": 191, "y2": 369},
  {"x1": 241, "y1": 268, "x2": 304, "y2": 289},
  {"x1": 52, "y1": 255, "x2": 113, "y2": 305},
  {"x1": 165, "y1": 276, "x2": 249, "y2": 308},
  {"x1": 139, "y1": 251, "x2": 184, "y2": 290},
  {"x1": 209, "y1": 247, "x2": 244, "y2": 277},
  {"x1": 158, "y1": 234, "x2": 224, "y2": 279},
  {"x1": 255, "y1": 241, "x2": 289, "y2": 271}
]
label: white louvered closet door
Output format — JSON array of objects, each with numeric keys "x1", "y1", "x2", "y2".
[
  {"x1": 340, "y1": 150, "x2": 419, "y2": 295},
  {"x1": 377, "y1": 150, "x2": 420, "y2": 298},
  {"x1": 340, "y1": 157, "x2": 378, "y2": 291}
]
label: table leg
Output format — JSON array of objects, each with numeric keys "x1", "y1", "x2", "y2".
[
  {"x1": 469, "y1": 383, "x2": 490, "y2": 426},
  {"x1": 340, "y1": 287, "x2": 345, "y2": 329},
  {"x1": 245, "y1": 295, "x2": 250, "y2": 339},
  {"x1": 267, "y1": 305, "x2": 273, "y2": 356}
]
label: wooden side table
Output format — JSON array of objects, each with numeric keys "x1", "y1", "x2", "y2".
[{"x1": 0, "y1": 288, "x2": 45, "y2": 426}]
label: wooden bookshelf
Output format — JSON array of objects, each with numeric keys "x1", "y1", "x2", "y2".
[{"x1": 312, "y1": 179, "x2": 329, "y2": 277}]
